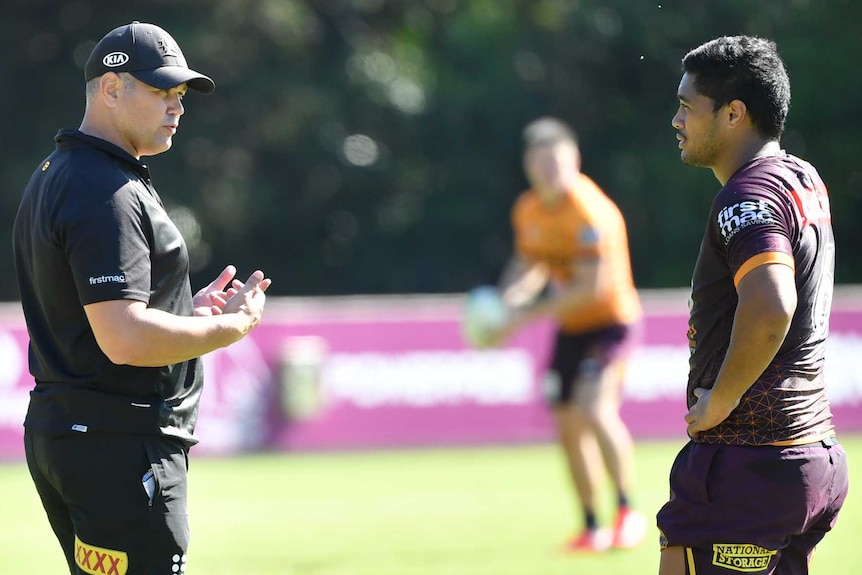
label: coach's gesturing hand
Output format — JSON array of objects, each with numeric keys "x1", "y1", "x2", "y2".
[
  {"x1": 222, "y1": 270, "x2": 272, "y2": 333},
  {"x1": 193, "y1": 265, "x2": 240, "y2": 316}
]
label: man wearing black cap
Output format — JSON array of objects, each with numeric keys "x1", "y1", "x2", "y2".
[{"x1": 13, "y1": 22, "x2": 271, "y2": 575}]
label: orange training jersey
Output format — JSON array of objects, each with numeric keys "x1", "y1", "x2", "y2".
[{"x1": 512, "y1": 173, "x2": 641, "y2": 334}]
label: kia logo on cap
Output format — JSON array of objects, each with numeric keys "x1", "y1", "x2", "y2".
[{"x1": 103, "y1": 52, "x2": 129, "y2": 67}]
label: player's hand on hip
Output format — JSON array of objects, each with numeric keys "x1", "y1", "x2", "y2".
[
  {"x1": 684, "y1": 387, "x2": 740, "y2": 437},
  {"x1": 193, "y1": 264, "x2": 238, "y2": 316}
]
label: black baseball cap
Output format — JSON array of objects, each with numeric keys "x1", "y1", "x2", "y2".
[{"x1": 85, "y1": 21, "x2": 215, "y2": 94}]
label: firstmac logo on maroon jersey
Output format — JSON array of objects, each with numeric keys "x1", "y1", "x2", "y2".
[{"x1": 717, "y1": 200, "x2": 776, "y2": 244}]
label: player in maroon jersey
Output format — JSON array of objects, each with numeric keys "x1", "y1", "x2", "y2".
[{"x1": 656, "y1": 36, "x2": 848, "y2": 575}]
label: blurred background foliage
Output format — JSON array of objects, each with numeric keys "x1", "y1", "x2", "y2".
[{"x1": 2, "y1": 0, "x2": 860, "y2": 299}]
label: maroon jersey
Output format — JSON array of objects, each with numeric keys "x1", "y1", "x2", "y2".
[{"x1": 687, "y1": 153, "x2": 835, "y2": 445}]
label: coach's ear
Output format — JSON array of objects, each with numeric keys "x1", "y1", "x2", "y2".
[{"x1": 98, "y1": 73, "x2": 123, "y2": 108}]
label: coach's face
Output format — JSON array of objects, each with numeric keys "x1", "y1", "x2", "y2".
[
  {"x1": 116, "y1": 75, "x2": 187, "y2": 158},
  {"x1": 672, "y1": 72, "x2": 722, "y2": 168}
]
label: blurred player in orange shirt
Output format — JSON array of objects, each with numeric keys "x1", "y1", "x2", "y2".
[{"x1": 487, "y1": 117, "x2": 646, "y2": 552}]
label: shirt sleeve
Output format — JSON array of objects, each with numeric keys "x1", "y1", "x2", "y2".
[
  {"x1": 712, "y1": 184, "x2": 795, "y2": 287},
  {"x1": 64, "y1": 183, "x2": 152, "y2": 305}
]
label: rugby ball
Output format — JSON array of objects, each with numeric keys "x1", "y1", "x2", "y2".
[{"x1": 462, "y1": 286, "x2": 509, "y2": 347}]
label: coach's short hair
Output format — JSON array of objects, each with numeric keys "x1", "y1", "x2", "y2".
[
  {"x1": 85, "y1": 72, "x2": 137, "y2": 104},
  {"x1": 682, "y1": 35, "x2": 790, "y2": 140},
  {"x1": 522, "y1": 117, "x2": 579, "y2": 150}
]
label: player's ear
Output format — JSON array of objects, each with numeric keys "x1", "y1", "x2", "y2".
[{"x1": 726, "y1": 99, "x2": 748, "y2": 128}]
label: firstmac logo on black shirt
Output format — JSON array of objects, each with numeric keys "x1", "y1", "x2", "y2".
[{"x1": 88, "y1": 274, "x2": 126, "y2": 285}]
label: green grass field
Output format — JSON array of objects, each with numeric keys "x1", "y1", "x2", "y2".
[{"x1": 1, "y1": 436, "x2": 859, "y2": 574}]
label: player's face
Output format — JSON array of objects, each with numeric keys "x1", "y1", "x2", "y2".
[
  {"x1": 117, "y1": 76, "x2": 187, "y2": 158},
  {"x1": 672, "y1": 72, "x2": 722, "y2": 168},
  {"x1": 524, "y1": 141, "x2": 580, "y2": 196}
]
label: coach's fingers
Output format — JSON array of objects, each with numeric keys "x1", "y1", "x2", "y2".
[
  {"x1": 240, "y1": 270, "x2": 264, "y2": 292},
  {"x1": 205, "y1": 265, "x2": 237, "y2": 293}
]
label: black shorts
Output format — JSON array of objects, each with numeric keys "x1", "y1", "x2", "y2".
[
  {"x1": 545, "y1": 322, "x2": 639, "y2": 405},
  {"x1": 24, "y1": 430, "x2": 190, "y2": 575}
]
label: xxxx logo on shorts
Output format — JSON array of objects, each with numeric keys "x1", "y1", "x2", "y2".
[
  {"x1": 712, "y1": 543, "x2": 777, "y2": 572},
  {"x1": 74, "y1": 535, "x2": 128, "y2": 575}
]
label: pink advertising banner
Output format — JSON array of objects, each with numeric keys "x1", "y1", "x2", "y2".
[{"x1": 1, "y1": 288, "x2": 861, "y2": 459}]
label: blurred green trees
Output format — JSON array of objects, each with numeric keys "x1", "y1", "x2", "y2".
[{"x1": 2, "y1": 0, "x2": 860, "y2": 299}]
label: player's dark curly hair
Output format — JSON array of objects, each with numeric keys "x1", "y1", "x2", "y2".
[{"x1": 682, "y1": 36, "x2": 790, "y2": 140}]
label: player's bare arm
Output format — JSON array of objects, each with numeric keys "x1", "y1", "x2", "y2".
[
  {"x1": 498, "y1": 256, "x2": 549, "y2": 309},
  {"x1": 685, "y1": 261, "x2": 796, "y2": 436},
  {"x1": 512, "y1": 255, "x2": 604, "y2": 325},
  {"x1": 472, "y1": 257, "x2": 545, "y2": 347},
  {"x1": 85, "y1": 269, "x2": 271, "y2": 367},
  {"x1": 487, "y1": 256, "x2": 604, "y2": 347}
]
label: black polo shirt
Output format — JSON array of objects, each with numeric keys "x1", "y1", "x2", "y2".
[{"x1": 13, "y1": 129, "x2": 203, "y2": 446}]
